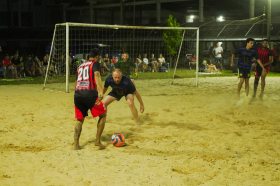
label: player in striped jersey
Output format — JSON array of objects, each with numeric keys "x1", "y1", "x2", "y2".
[
  {"x1": 253, "y1": 39, "x2": 273, "y2": 99},
  {"x1": 74, "y1": 48, "x2": 106, "y2": 150}
]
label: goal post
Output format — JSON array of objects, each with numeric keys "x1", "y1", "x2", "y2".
[
  {"x1": 172, "y1": 28, "x2": 199, "y2": 86},
  {"x1": 43, "y1": 22, "x2": 199, "y2": 92}
]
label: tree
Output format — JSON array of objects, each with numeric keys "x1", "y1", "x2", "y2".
[{"x1": 163, "y1": 15, "x2": 182, "y2": 67}]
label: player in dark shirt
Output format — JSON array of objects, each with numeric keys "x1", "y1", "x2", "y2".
[
  {"x1": 74, "y1": 48, "x2": 106, "y2": 150},
  {"x1": 231, "y1": 38, "x2": 265, "y2": 99},
  {"x1": 103, "y1": 68, "x2": 144, "y2": 124},
  {"x1": 253, "y1": 39, "x2": 274, "y2": 99}
]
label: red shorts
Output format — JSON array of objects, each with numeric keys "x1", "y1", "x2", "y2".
[{"x1": 75, "y1": 99, "x2": 106, "y2": 121}]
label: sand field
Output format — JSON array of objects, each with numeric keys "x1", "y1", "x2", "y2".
[{"x1": 0, "y1": 77, "x2": 279, "y2": 185}]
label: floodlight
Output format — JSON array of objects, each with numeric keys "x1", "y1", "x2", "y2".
[{"x1": 216, "y1": 16, "x2": 225, "y2": 22}]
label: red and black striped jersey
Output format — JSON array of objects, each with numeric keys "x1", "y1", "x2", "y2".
[
  {"x1": 257, "y1": 47, "x2": 273, "y2": 65},
  {"x1": 75, "y1": 60, "x2": 100, "y2": 95}
]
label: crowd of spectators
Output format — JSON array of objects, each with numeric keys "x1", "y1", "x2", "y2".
[
  {"x1": 0, "y1": 48, "x2": 198, "y2": 79},
  {"x1": 72, "y1": 52, "x2": 171, "y2": 78},
  {"x1": 3, "y1": 42, "x2": 279, "y2": 79},
  {"x1": 0, "y1": 46, "x2": 48, "y2": 79}
]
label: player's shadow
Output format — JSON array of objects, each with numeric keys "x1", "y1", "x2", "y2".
[
  {"x1": 80, "y1": 139, "x2": 103, "y2": 149},
  {"x1": 80, "y1": 138, "x2": 109, "y2": 149},
  {"x1": 80, "y1": 132, "x2": 135, "y2": 148}
]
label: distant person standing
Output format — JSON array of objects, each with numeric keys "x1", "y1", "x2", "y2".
[
  {"x1": 103, "y1": 53, "x2": 112, "y2": 72},
  {"x1": 231, "y1": 38, "x2": 265, "y2": 98},
  {"x1": 213, "y1": 42, "x2": 223, "y2": 70},
  {"x1": 73, "y1": 48, "x2": 106, "y2": 150},
  {"x1": 114, "y1": 52, "x2": 134, "y2": 77},
  {"x1": 253, "y1": 39, "x2": 273, "y2": 99}
]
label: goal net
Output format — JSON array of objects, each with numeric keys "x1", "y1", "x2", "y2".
[{"x1": 43, "y1": 23, "x2": 199, "y2": 92}]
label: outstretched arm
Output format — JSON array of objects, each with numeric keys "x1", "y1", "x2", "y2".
[{"x1": 135, "y1": 90, "x2": 144, "y2": 113}]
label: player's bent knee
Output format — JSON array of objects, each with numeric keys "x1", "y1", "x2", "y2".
[{"x1": 127, "y1": 99, "x2": 134, "y2": 106}]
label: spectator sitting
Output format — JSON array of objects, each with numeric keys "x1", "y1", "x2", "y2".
[
  {"x1": 2, "y1": 54, "x2": 16, "y2": 78},
  {"x1": 150, "y1": 53, "x2": 158, "y2": 72},
  {"x1": 11, "y1": 51, "x2": 24, "y2": 78},
  {"x1": 158, "y1": 53, "x2": 168, "y2": 72},
  {"x1": 202, "y1": 60, "x2": 219, "y2": 73},
  {"x1": 111, "y1": 55, "x2": 118, "y2": 69},
  {"x1": 142, "y1": 53, "x2": 149, "y2": 72},
  {"x1": 24, "y1": 55, "x2": 35, "y2": 77},
  {"x1": 42, "y1": 53, "x2": 49, "y2": 75},
  {"x1": 34, "y1": 56, "x2": 43, "y2": 76},
  {"x1": 135, "y1": 54, "x2": 142, "y2": 73}
]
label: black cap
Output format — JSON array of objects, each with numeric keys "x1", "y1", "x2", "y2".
[{"x1": 88, "y1": 48, "x2": 100, "y2": 58}]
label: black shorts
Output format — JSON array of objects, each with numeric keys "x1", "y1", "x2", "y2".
[
  {"x1": 108, "y1": 91, "x2": 133, "y2": 101},
  {"x1": 238, "y1": 68, "x2": 251, "y2": 78},
  {"x1": 74, "y1": 94, "x2": 97, "y2": 118}
]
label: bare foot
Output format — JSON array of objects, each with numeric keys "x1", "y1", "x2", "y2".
[
  {"x1": 135, "y1": 118, "x2": 142, "y2": 126},
  {"x1": 95, "y1": 142, "x2": 106, "y2": 150},
  {"x1": 73, "y1": 144, "x2": 81, "y2": 150}
]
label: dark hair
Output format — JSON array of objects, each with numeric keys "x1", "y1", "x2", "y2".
[
  {"x1": 88, "y1": 48, "x2": 100, "y2": 58},
  {"x1": 246, "y1": 38, "x2": 255, "y2": 44},
  {"x1": 262, "y1": 38, "x2": 268, "y2": 42}
]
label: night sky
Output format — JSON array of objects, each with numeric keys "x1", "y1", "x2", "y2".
[{"x1": 0, "y1": 0, "x2": 279, "y2": 54}]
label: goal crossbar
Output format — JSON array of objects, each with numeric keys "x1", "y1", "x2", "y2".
[{"x1": 56, "y1": 22, "x2": 199, "y2": 30}]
